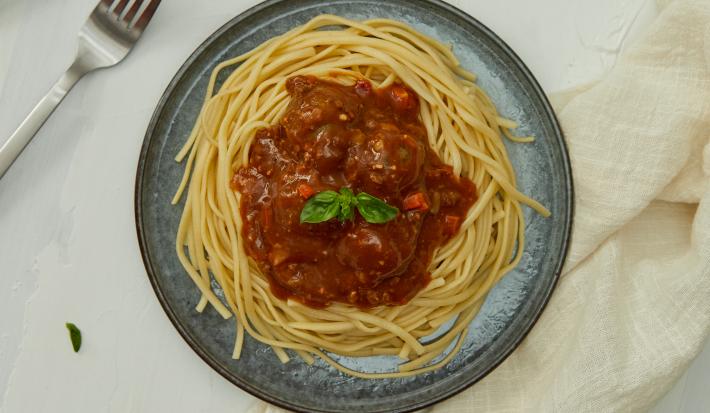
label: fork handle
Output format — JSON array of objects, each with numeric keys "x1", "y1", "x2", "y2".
[{"x1": 0, "y1": 61, "x2": 86, "y2": 179}]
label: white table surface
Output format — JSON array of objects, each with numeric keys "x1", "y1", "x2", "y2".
[{"x1": 1, "y1": 0, "x2": 708, "y2": 412}]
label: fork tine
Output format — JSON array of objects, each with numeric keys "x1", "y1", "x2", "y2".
[
  {"x1": 123, "y1": 0, "x2": 144, "y2": 24},
  {"x1": 99, "y1": 0, "x2": 114, "y2": 8},
  {"x1": 112, "y1": 0, "x2": 130, "y2": 16},
  {"x1": 133, "y1": 0, "x2": 161, "y2": 30}
]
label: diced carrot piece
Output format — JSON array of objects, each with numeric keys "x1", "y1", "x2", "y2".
[
  {"x1": 443, "y1": 215, "x2": 461, "y2": 235},
  {"x1": 403, "y1": 192, "x2": 430, "y2": 211},
  {"x1": 298, "y1": 183, "x2": 315, "y2": 199}
]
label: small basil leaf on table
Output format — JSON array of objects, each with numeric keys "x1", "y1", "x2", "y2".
[
  {"x1": 356, "y1": 192, "x2": 399, "y2": 223},
  {"x1": 65, "y1": 322, "x2": 82, "y2": 352}
]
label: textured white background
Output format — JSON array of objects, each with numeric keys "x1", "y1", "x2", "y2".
[{"x1": 0, "y1": 0, "x2": 707, "y2": 411}]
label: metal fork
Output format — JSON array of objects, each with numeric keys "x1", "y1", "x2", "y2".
[{"x1": 0, "y1": 0, "x2": 161, "y2": 178}]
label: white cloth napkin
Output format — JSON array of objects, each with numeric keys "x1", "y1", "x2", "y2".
[{"x1": 252, "y1": 0, "x2": 710, "y2": 411}]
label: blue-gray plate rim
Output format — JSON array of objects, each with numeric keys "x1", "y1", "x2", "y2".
[{"x1": 134, "y1": 0, "x2": 573, "y2": 412}]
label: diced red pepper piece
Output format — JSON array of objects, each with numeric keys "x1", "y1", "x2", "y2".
[
  {"x1": 443, "y1": 215, "x2": 461, "y2": 235},
  {"x1": 298, "y1": 183, "x2": 315, "y2": 199},
  {"x1": 403, "y1": 192, "x2": 430, "y2": 212}
]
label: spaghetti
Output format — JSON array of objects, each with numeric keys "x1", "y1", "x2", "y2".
[{"x1": 172, "y1": 14, "x2": 549, "y2": 378}]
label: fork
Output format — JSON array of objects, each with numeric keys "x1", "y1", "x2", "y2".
[{"x1": 0, "y1": 0, "x2": 161, "y2": 179}]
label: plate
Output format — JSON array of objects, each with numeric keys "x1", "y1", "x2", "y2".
[{"x1": 134, "y1": 0, "x2": 573, "y2": 411}]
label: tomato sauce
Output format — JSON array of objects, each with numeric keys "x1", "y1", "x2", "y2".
[{"x1": 233, "y1": 75, "x2": 476, "y2": 308}]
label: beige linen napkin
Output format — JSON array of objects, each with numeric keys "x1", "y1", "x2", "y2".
[{"x1": 251, "y1": 0, "x2": 710, "y2": 411}]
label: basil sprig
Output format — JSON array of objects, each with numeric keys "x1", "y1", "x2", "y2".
[{"x1": 300, "y1": 188, "x2": 398, "y2": 224}]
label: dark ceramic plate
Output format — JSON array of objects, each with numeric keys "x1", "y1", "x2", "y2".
[{"x1": 135, "y1": 0, "x2": 572, "y2": 411}]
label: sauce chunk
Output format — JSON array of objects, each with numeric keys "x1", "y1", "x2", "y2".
[{"x1": 234, "y1": 76, "x2": 476, "y2": 308}]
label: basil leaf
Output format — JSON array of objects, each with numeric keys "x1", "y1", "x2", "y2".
[
  {"x1": 338, "y1": 188, "x2": 356, "y2": 221},
  {"x1": 300, "y1": 190, "x2": 341, "y2": 223},
  {"x1": 339, "y1": 200, "x2": 355, "y2": 221},
  {"x1": 65, "y1": 322, "x2": 81, "y2": 353},
  {"x1": 339, "y1": 188, "x2": 355, "y2": 199},
  {"x1": 355, "y1": 192, "x2": 399, "y2": 223},
  {"x1": 312, "y1": 190, "x2": 339, "y2": 203}
]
